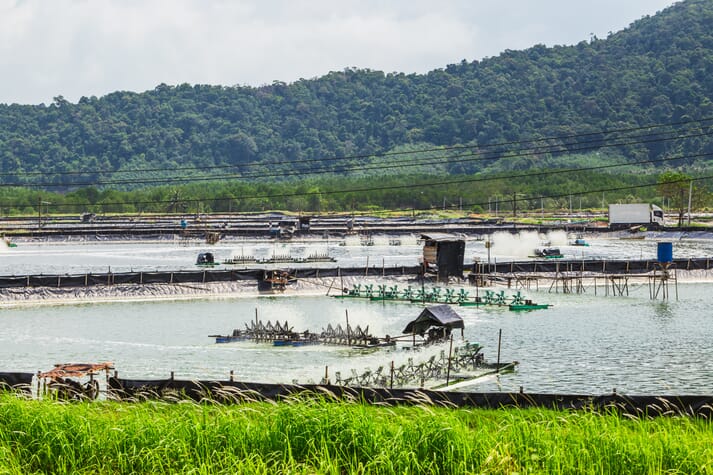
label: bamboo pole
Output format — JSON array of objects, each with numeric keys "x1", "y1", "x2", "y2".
[{"x1": 496, "y1": 329, "x2": 502, "y2": 373}]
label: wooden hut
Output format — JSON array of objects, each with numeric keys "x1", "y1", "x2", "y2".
[
  {"x1": 421, "y1": 233, "x2": 465, "y2": 280},
  {"x1": 403, "y1": 305, "x2": 465, "y2": 343}
]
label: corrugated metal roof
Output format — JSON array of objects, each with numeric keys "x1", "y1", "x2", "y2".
[
  {"x1": 421, "y1": 233, "x2": 463, "y2": 242},
  {"x1": 402, "y1": 305, "x2": 464, "y2": 335}
]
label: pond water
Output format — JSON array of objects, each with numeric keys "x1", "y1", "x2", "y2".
[
  {"x1": 2, "y1": 230, "x2": 713, "y2": 275},
  {"x1": 1, "y1": 282, "x2": 711, "y2": 395},
  {"x1": 1, "y1": 232, "x2": 712, "y2": 395}
]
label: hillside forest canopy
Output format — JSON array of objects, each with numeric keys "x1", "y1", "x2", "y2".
[{"x1": 0, "y1": 0, "x2": 712, "y2": 215}]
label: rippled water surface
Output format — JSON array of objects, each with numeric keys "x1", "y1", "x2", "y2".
[
  {"x1": 1, "y1": 234, "x2": 712, "y2": 395},
  {"x1": 2, "y1": 231, "x2": 713, "y2": 274}
]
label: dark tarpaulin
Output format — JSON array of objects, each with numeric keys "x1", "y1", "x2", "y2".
[
  {"x1": 0, "y1": 276, "x2": 28, "y2": 288},
  {"x1": 58, "y1": 274, "x2": 90, "y2": 287},
  {"x1": 138, "y1": 272, "x2": 171, "y2": 284},
  {"x1": 28, "y1": 275, "x2": 59, "y2": 287},
  {"x1": 0, "y1": 372, "x2": 34, "y2": 393},
  {"x1": 171, "y1": 271, "x2": 207, "y2": 283},
  {"x1": 86, "y1": 274, "x2": 111, "y2": 285},
  {"x1": 112, "y1": 273, "x2": 142, "y2": 285},
  {"x1": 402, "y1": 305, "x2": 465, "y2": 335},
  {"x1": 106, "y1": 377, "x2": 713, "y2": 417},
  {"x1": 476, "y1": 258, "x2": 712, "y2": 275}
]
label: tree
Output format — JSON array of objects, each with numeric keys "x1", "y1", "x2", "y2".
[{"x1": 656, "y1": 171, "x2": 701, "y2": 227}]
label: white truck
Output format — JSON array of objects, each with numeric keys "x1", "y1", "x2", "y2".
[{"x1": 608, "y1": 203, "x2": 665, "y2": 229}]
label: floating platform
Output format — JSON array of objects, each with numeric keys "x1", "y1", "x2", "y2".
[
  {"x1": 508, "y1": 303, "x2": 551, "y2": 311},
  {"x1": 334, "y1": 342, "x2": 518, "y2": 390},
  {"x1": 335, "y1": 284, "x2": 550, "y2": 310},
  {"x1": 210, "y1": 318, "x2": 395, "y2": 349}
]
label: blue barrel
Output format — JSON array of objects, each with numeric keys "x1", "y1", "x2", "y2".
[{"x1": 657, "y1": 242, "x2": 673, "y2": 263}]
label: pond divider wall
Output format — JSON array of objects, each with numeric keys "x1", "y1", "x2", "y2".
[
  {"x1": 0, "y1": 372, "x2": 713, "y2": 419},
  {"x1": 1, "y1": 372, "x2": 710, "y2": 417},
  {"x1": 0, "y1": 258, "x2": 711, "y2": 289},
  {"x1": 0, "y1": 266, "x2": 423, "y2": 289},
  {"x1": 474, "y1": 257, "x2": 712, "y2": 274},
  {"x1": 0, "y1": 372, "x2": 33, "y2": 392},
  {"x1": 106, "y1": 377, "x2": 713, "y2": 417}
]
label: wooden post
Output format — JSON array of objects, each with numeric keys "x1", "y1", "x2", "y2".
[
  {"x1": 446, "y1": 334, "x2": 454, "y2": 385},
  {"x1": 230, "y1": 370, "x2": 234, "y2": 382},
  {"x1": 345, "y1": 310, "x2": 350, "y2": 346},
  {"x1": 390, "y1": 361, "x2": 394, "y2": 389},
  {"x1": 496, "y1": 329, "x2": 502, "y2": 373},
  {"x1": 324, "y1": 366, "x2": 329, "y2": 385}
]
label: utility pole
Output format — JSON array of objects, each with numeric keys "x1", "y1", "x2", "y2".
[
  {"x1": 38, "y1": 197, "x2": 51, "y2": 229},
  {"x1": 688, "y1": 180, "x2": 693, "y2": 226}
]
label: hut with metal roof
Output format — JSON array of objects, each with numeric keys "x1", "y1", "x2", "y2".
[
  {"x1": 403, "y1": 305, "x2": 464, "y2": 343},
  {"x1": 421, "y1": 233, "x2": 465, "y2": 280}
]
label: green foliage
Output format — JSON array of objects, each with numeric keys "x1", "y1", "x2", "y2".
[
  {"x1": 0, "y1": 393, "x2": 712, "y2": 473},
  {"x1": 657, "y1": 170, "x2": 708, "y2": 225},
  {"x1": 1, "y1": 1, "x2": 713, "y2": 190},
  {"x1": 0, "y1": 168, "x2": 692, "y2": 216}
]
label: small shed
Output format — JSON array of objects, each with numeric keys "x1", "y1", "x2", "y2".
[
  {"x1": 279, "y1": 219, "x2": 297, "y2": 236},
  {"x1": 80, "y1": 212, "x2": 96, "y2": 223},
  {"x1": 196, "y1": 252, "x2": 215, "y2": 265},
  {"x1": 403, "y1": 305, "x2": 465, "y2": 342},
  {"x1": 421, "y1": 233, "x2": 465, "y2": 280}
]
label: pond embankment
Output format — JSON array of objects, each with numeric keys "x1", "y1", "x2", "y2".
[{"x1": 1, "y1": 266, "x2": 712, "y2": 307}]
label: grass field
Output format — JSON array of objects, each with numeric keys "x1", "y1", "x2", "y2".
[{"x1": 1, "y1": 393, "x2": 712, "y2": 474}]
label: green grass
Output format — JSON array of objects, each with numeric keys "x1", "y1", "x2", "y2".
[{"x1": 0, "y1": 393, "x2": 712, "y2": 474}]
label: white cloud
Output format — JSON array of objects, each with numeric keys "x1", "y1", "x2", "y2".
[{"x1": 0, "y1": 0, "x2": 678, "y2": 105}]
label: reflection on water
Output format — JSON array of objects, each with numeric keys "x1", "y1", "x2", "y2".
[
  {"x1": 2, "y1": 284, "x2": 713, "y2": 395},
  {"x1": 652, "y1": 302, "x2": 675, "y2": 321}
]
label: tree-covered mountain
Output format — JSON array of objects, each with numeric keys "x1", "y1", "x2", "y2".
[{"x1": 1, "y1": 0, "x2": 713, "y2": 190}]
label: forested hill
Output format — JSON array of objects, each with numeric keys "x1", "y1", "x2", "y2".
[{"x1": 1, "y1": 0, "x2": 713, "y2": 188}]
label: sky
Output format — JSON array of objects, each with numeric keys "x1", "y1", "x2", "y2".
[{"x1": 0, "y1": 0, "x2": 679, "y2": 105}]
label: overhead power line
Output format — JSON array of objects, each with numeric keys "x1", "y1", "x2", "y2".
[
  {"x1": 3, "y1": 122, "x2": 713, "y2": 188},
  {"x1": 4, "y1": 150, "x2": 710, "y2": 211},
  {"x1": 1, "y1": 115, "x2": 713, "y2": 181}
]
